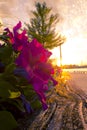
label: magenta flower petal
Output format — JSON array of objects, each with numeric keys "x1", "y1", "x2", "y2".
[
  {"x1": 4, "y1": 28, "x2": 14, "y2": 44},
  {"x1": 15, "y1": 38, "x2": 58, "y2": 110},
  {"x1": 29, "y1": 39, "x2": 52, "y2": 62},
  {"x1": 33, "y1": 62, "x2": 54, "y2": 81},
  {"x1": 15, "y1": 39, "x2": 52, "y2": 68},
  {"x1": 5, "y1": 21, "x2": 28, "y2": 51},
  {"x1": 13, "y1": 30, "x2": 28, "y2": 51},
  {"x1": 13, "y1": 24, "x2": 28, "y2": 51},
  {"x1": 50, "y1": 76, "x2": 58, "y2": 86},
  {"x1": 13, "y1": 21, "x2": 22, "y2": 34},
  {"x1": 32, "y1": 81, "x2": 48, "y2": 110},
  {"x1": 5, "y1": 22, "x2": 58, "y2": 110},
  {"x1": 15, "y1": 43, "x2": 33, "y2": 67},
  {"x1": 36, "y1": 91, "x2": 48, "y2": 110}
]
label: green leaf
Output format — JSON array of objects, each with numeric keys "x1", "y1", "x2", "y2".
[
  {"x1": 8, "y1": 90, "x2": 21, "y2": 99},
  {"x1": 0, "y1": 45, "x2": 13, "y2": 64},
  {"x1": 23, "y1": 84, "x2": 36, "y2": 100},
  {"x1": 5, "y1": 63, "x2": 16, "y2": 74},
  {"x1": 0, "y1": 111, "x2": 18, "y2": 130},
  {"x1": 2, "y1": 75, "x2": 18, "y2": 87},
  {"x1": 10, "y1": 99, "x2": 26, "y2": 112},
  {"x1": 31, "y1": 100, "x2": 41, "y2": 109},
  {"x1": 0, "y1": 80, "x2": 21, "y2": 98}
]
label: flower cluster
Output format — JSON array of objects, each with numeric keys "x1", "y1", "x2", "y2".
[{"x1": 5, "y1": 21, "x2": 58, "y2": 110}]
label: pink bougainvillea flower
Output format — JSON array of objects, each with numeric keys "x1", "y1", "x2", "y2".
[
  {"x1": 33, "y1": 62, "x2": 54, "y2": 81},
  {"x1": 13, "y1": 21, "x2": 22, "y2": 33},
  {"x1": 4, "y1": 28, "x2": 14, "y2": 44},
  {"x1": 6, "y1": 22, "x2": 58, "y2": 110},
  {"x1": 15, "y1": 38, "x2": 58, "y2": 110},
  {"x1": 28, "y1": 39, "x2": 52, "y2": 63},
  {"x1": 15, "y1": 39, "x2": 55, "y2": 82},
  {"x1": 4, "y1": 21, "x2": 28, "y2": 51},
  {"x1": 15, "y1": 39, "x2": 52, "y2": 67},
  {"x1": 31, "y1": 76, "x2": 48, "y2": 110}
]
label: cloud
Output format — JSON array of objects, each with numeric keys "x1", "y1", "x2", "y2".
[
  {"x1": 0, "y1": 0, "x2": 87, "y2": 37},
  {"x1": 0, "y1": 2, "x2": 11, "y2": 17}
]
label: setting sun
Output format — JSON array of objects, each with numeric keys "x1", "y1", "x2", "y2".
[{"x1": 51, "y1": 36, "x2": 87, "y2": 66}]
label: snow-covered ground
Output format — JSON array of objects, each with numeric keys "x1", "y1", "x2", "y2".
[{"x1": 68, "y1": 72, "x2": 87, "y2": 94}]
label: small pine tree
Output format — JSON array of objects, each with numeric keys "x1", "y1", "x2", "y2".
[{"x1": 25, "y1": 2, "x2": 66, "y2": 49}]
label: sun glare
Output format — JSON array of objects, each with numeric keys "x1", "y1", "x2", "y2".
[{"x1": 51, "y1": 36, "x2": 87, "y2": 66}]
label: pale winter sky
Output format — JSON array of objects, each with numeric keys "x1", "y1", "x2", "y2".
[{"x1": 0, "y1": 0, "x2": 87, "y2": 65}]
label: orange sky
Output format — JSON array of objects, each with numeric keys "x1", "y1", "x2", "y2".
[
  {"x1": 51, "y1": 34, "x2": 87, "y2": 66},
  {"x1": 0, "y1": 0, "x2": 87, "y2": 65}
]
